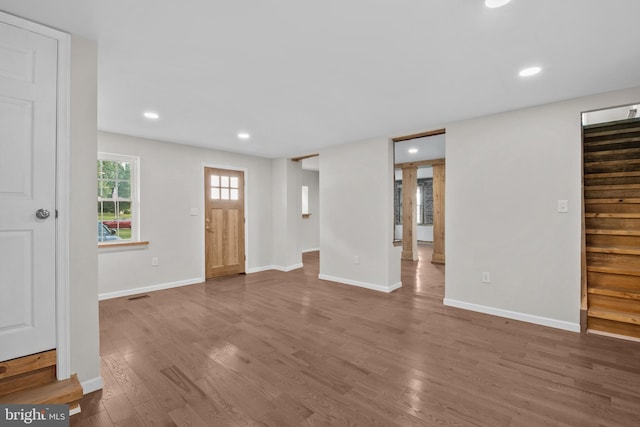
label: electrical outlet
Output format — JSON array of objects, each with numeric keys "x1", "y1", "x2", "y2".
[
  {"x1": 482, "y1": 272, "x2": 490, "y2": 283},
  {"x1": 354, "y1": 255, "x2": 360, "y2": 264},
  {"x1": 152, "y1": 257, "x2": 159, "y2": 266}
]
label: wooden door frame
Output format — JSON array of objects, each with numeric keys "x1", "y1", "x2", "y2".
[
  {"x1": 201, "y1": 163, "x2": 249, "y2": 279},
  {"x1": 0, "y1": 12, "x2": 72, "y2": 380}
]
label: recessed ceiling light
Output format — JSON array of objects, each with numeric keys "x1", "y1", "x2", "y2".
[
  {"x1": 143, "y1": 111, "x2": 159, "y2": 119},
  {"x1": 485, "y1": 0, "x2": 512, "y2": 8},
  {"x1": 408, "y1": 148, "x2": 418, "y2": 154},
  {"x1": 237, "y1": 132, "x2": 250, "y2": 140},
  {"x1": 519, "y1": 66, "x2": 542, "y2": 77}
]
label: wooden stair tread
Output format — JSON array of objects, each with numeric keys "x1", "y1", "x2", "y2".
[
  {"x1": 584, "y1": 158, "x2": 640, "y2": 167},
  {"x1": 583, "y1": 120, "x2": 640, "y2": 134},
  {"x1": 584, "y1": 139, "x2": 640, "y2": 151},
  {"x1": 585, "y1": 229, "x2": 640, "y2": 236},
  {"x1": 588, "y1": 286, "x2": 640, "y2": 300},
  {"x1": 586, "y1": 245, "x2": 640, "y2": 255},
  {"x1": 584, "y1": 147, "x2": 640, "y2": 158},
  {"x1": 584, "y1": 213, "x2": 640, "y2": 218},
  {"x1": 0, "y1": 350, "x2": 56, "y2": 380},
  {"x1": 587, "y1": 263, "x2": 640, "y2": 276},
  {"x1": 584, "y1": 184, "x2": 640, "y2": 190},
  {"x1": 584, "y1": 171, "x2": 640, "y2": 179},
  {"x1": 0, "y1": 374, "x2": 82, "y2": 405},
  {"x1": 587, "y1": 308, "x2": 640, "y2": 325},
  {"x1": 584, "y1": 198, "x2": 640, "y2": 204}
]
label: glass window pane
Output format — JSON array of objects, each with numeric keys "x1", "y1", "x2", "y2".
[
  {"x1": 230, "y1": 177, "x2": 239, "y2": 188},
  {"x1": 100, "y1": 160, "x2": 118, "y2": 179},
  {"x1": 117, "y1": 181, "x2": 131, "y2": 199},
  {"x1": 221, "y1": 176, "x2": 229, "y2": 188},
  {"x1": 221, "y1": 188, "x2": 230, "y2": 200},
  {"x1": 211, "y1": 175, "x2": 220, "y2": 187},
  {"x1": 302, "y1": 186, "x2": 309, "y2": 214},
  {"x1": 99, "y1": 180, "x2": 116, "y2": 198},
  {"x1": 230, "y1": 189, "x2": 238, "y2": 200},
  {"x1": 211, "y1": 188, "x2": 220, "y2": 199},
  {"x1": 119, "y1": 201, "x2": 132, "y2": 218},
  {"x1": 118, "y1": 161, "x2": 131, "y2": 180}
]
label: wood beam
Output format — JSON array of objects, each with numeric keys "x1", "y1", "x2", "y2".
[
  {"x1": 401, "y1": 166, "x2": 418, "y2": 261},
  {"x1": 395, "y1": 158, "x2": 445, "y2": 169},
  {"x1": 291, "y1": 153, "x2": 319, "y2": 162},
  {"x1": 392, "y1": 128, "x2": 446, "y2": 143},
  {"x1": 431, "y1": 163, "x2": 445, "y2": 264}
]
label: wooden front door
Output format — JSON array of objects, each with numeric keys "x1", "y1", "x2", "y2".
[
  {"x1": 0, "y1": 19, "x2": 58, "y2": 361},
  {"x1": 205, "y1": 168, "x2": 245, "y2": 278}
]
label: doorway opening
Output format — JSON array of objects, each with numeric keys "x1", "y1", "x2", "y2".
[
  {"x1": 393, "y1": 129, "x2": 445, "y2": 264},
  {"x1": 581, "y1": 103, "x2": 640, "y2": 340}
]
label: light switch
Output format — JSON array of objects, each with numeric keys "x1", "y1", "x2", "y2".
[
  {"x1": 558, "y1": 200, "x2": 568, "y2": 213},
  {"x1": 190, "y1": 208, "x2": 198, "y2": 216}
]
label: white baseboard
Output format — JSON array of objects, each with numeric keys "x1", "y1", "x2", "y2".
[
  {"x1": 273, "y1": 263, "x2": 303, "y2": 272},
  {"x1": 81, "y1": 376, "x2": 103, "y2": 394},
  {"x1": 246, "y1": 265, "x2": 275, "y2": 274},
  {"x1": 443, "y1": 298, "x2": 580, "y2": 333},
  {"x1": 98, "y1": 277, "x2": 204, "y2": 301},
  {"x1": 318, "y1": 274, "x2": 402, "y2": 293},
  {"x1": 302, "y1": 248, "x2": 319, "y2": 253},
  {"x1": 246, "y1": 264, "x2": 303, "y2": 273}
]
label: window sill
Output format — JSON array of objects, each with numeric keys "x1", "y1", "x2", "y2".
[{"x1": 98, "y1": 241, "x2": 149, "y2": 250}]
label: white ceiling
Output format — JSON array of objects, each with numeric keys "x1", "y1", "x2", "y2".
[{"x1": 2, "y1": 1, "x2": 640, "y2": 158}]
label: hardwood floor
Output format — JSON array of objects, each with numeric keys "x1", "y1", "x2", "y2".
[{"x1": 73, "y1": 245, "x2": 640, "y2": 426}]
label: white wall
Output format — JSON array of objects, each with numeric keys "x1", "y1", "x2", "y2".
[
  {"x1": 445, "y1": 85, "x2": 640, "y2": 331},
  {"x1": 271, "y1": 158, "x2": 302, "y2": 270},
  {"x1": 97, "y1": 131, "x2": 273, "y2": 297},
  {"x1": 301, "y1": 170, "x2": 319, "y2": 252},
  {"x1": 69, "y1": 36, "x2": 100, "y2": 386},
  {"x1": 319, "y1": 137, "x2": 401, "y2": 292}
]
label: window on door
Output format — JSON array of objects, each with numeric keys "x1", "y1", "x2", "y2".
[
  {"x1": 97, "y1": 153, "x2": 139, "y2": 242},
  {"x1": 210, "y1": 174, "x2": 239, "y2": 200}
]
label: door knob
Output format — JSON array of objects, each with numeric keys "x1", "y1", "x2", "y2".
[{"x1": 35, "y1": 209, "x2": 50, "y2": 219}]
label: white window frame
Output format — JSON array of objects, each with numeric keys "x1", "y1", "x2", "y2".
[{"x1": 97, "y1": 152, "x2": 140, "y2": 243}]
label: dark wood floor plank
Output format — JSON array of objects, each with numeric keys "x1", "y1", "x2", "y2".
[{"x1": 71, "y1": 245, "x2": 640, "y2": 426}]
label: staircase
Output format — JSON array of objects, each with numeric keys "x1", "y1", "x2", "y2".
[
  {"x1": 0, "y1": 350, "x2": 83, "y2": 410},
  {"x1": 583, "y1": 117, "x2": 640, "y2": 339}
]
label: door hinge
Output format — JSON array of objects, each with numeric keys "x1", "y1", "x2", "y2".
[{"x1": 55, "y1": 209, "x2": 58, "y2": 218}]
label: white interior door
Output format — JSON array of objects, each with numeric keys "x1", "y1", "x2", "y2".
[{"x1": 0, "y1": 21, "x2": 58, "y2": 362}]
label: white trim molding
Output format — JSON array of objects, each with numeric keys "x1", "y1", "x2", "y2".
[
  {"x1": 319, "y1": 274, "x2": 402, "y2": 293},
  {"x1": 99, "y1": 277, "x2": 204, "y2": 301},
  {"x1": 273, "y1": 263, "x2": 303, "y2": 272},
  {"x1": 81, "y1": 376, "x2": 104, "y2": 395},
  {"x1": 247, "y1": 264, "x2": 304, "y2": 273},
  {"x1": 443, "y1": 298, "x2": 580, "y2": 333}
]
